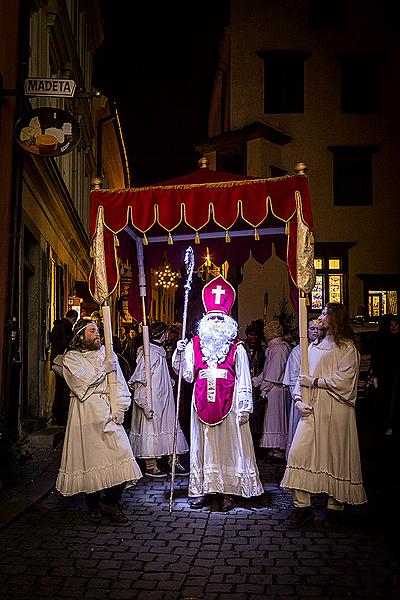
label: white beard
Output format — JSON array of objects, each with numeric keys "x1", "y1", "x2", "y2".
[{"x1": 198, "y1": 314, "x2": 238, "y2": 366}]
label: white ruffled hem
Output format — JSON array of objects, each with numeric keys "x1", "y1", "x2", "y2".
[
  {"x1": 56, "y1": 457, "x2": 142, "y2": 496},
  {"x1": 280, "y1": 465, "x2": 367, "y2": 505},
  {"x1": 129, "y1": 430, "x2": 189, "y2": 458},
  {"x1": 189, "y1": 465, "x2": 264, "y2": 498},
  {"x1": 260, "y1": 432, "x2": 287, "y2": 449}
]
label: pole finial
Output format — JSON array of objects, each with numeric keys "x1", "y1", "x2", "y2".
[
  {"x1": 91, "y1": 177, "x2": 103, "y2": 190},
  {"x1": 295, "y1": 162, "x2": 307, "y2": 175},
  {"x1": 198, "y1": 157, "x2": 210, "y2": 169}
]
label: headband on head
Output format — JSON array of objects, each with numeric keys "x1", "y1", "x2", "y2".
[{"x1": 71, "y1": 320, "x2": 96, "y2": 341}]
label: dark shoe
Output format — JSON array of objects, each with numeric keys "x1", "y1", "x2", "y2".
[
  {"x1": 170, "y1": 461, "x2": 189, "y2": 476},
  {"x1": 98, "y1": 502, "x2": 129, "y2": 524},
  {"x1": 88, "y1": 508, "x2": 102, "y2": 525},
  {"x1": 288, "y1": 506, "x2": 314, "y2": 529},
  {"x1": 188, "y1": 496, "x2": 206, "y2": 509},
  {"x1": 220, "y1": 495, "x2": 235, "y2": 512},
  {"x1": 324, "y1": 509, "x2": 341, "y2": 529},
  {"x1": 145, "y1": 467, "x2": 168, "y2": 478}
]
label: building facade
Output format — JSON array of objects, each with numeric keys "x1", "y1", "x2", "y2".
[
  {"x1": 197, "y1": 0, "x2": 400, "y2": 331},
  {"x1": 0, "y1": 0, "x2": 127, "y2": 441}
]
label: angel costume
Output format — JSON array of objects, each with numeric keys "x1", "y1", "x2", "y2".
[
  {"x1": 281, "y1": 336, "x2": 367, "y2": 505},
  {"x1": 56, "y1": 346, "x2": 142, "y2": 496},
  {"x1": 128, "y1": 342, "x2": 188, "y2": 458},
  {"x1": 173, "y1": 275, "x2": 263, "y2": 500}
]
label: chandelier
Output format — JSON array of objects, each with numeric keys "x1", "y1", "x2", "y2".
[{"x1": 153, "y1": 263, "x2": 180, "y2": 289}]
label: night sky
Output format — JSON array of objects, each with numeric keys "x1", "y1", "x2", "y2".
[{"x1": 93, "y1": 1, "x2": 230, "y2": 186}]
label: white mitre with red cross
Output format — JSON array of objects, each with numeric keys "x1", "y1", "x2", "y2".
[{"x1": 201, "y1": 275, "x2": 236, "y2": 315}]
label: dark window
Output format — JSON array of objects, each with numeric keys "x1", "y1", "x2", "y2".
[
  {"x1": 258, "y1": 51, "x2": 310, "y2": 114},
  {"x1": 307, "y1": 0, "x2": 348, "y2": 30},
  {"x1": 328, "y1": 146, "x2": 379, "y2": 206},
  {"x1": 339, "y1": 53, "x2": 383, "y2": 114}
]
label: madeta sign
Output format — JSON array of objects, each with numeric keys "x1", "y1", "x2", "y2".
[{"x1": 24, "y1": 78, "x2": 76, "y2": 98}]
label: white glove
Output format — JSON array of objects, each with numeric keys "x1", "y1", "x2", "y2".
[
  {"x1": 143, "y1": 405, "x2": 154, "y2": 420},
  {"x1": 295, "y1": 400, "x2": 313, "y2": 417},
  {"x1": 238, "y1": 411, "x2": 250, "y2": 426},
  {"x1": 176, "y1": 339, "x2": 188, "y2": 352},
  {"x1": 104, "y1": 358, "x2": 118, "y2": 374},
  {"x1": 299, "y1": 375, "x2": 315, "y2": 388}
]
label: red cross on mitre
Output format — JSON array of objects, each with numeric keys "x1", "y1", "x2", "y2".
[{"x1": 202, "y1": 275, "x2": 236, "y2": 315}]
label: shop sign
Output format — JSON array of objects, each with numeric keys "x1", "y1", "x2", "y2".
[
  {"x1": 24, "y1": 78, "x2": 76, "y2": 98},
  {"x1": 14, "y1": 107, "x2": 81, "y2": 157}
]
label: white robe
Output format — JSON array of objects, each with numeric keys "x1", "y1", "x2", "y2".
[
  {"x1": 56, "y1": 346, "x2": 142, "y2": 496},
  {"x1": 128, "y1": 343, "x2": 188, "y2": 458},
  {"x1": 254, "y1": 338, "x2": 291, "y2": 450},
  {"x1": 281, "y1": 337, "x2": 367, "y2": 505},
  {"x1": 173, "y1": 342, "x2": 263, "y2": 498},
  {"x1": 283, "y1": 344, "x2": 301, "y2": 459}
]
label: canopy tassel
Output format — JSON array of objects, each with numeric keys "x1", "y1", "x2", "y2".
[
  {"x1": 195, "y1": 231, "x2": 200, "y2": 244},
  {"x1": 114, "y1": 236, "x2": 119, "y2": 247},
  {"x1": 168, "y1": 232, "x2": 173, "y2": 245},
  {"x1": 90, "y1": 246, "x2": 94, "y2": 258},
  {"x1": 254, "y1": 228, "x2": 260, "y2": 241},
  {"x1": 285, "y1": 221, "x2": 290, "y2": 235},
  {"x1": 143, "y1": 233, "x2": 148, "y2": 245},
  {"x1": 225, "y1": 230, "x2": 231, "y2": 243},
  {"x1": 310, "y1": 232, "x2": 315, "y2": 244}
]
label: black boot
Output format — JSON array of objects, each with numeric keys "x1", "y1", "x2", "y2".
[{"x1": 288, "y1": 506, "x2": 314, "y2": 528}]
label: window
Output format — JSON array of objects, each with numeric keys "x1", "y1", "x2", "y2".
[
  {"x1": 358, "y1": 274, "x2": 400, "y2": 318},
  {"x1": 339, "y1": 53, "x2": 383, "y2": 114},
  {"x1": 368, "y1": 291, "x2": 398, "y2": 318},
  {"x1": 307, "y1": 0, "x2": 348, "y2": 30},
  {"x1": 258, "y1": 51, "x2": 310, "y2": 114},
  {"x1": 384, "y1": 0, "x2": 400, "y2": 32},
  {"x1": 328, "y1": 146, "x2": 378, "y2": 206},
  {"x1": 310, "y1": 243, "x2": 353, "y2": 311}
]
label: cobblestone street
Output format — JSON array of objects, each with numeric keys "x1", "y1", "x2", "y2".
[{"x1": 0, "y1": 414, "x2": 399, "y2": 600}]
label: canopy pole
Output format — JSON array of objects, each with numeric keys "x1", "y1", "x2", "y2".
[
  {"x1": 135, "y1": 236, "x2": 152, "y2": 411},
  {"x1": 299, "y1": 291, "x2": 310, "y2": 405}
]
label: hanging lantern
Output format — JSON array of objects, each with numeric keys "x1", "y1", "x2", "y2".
[{"x1": 197, "y1": 247, "x2": 220, "y2": 282}]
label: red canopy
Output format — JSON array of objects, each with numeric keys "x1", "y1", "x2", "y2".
[{"x1": 89, "y1": 168, "x2": 314, "y2": 312}]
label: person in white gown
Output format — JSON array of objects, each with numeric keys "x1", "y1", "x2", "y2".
[
  {"x1": 173, "y1": 275, "x2": 263, "y2": 512},
  {"x1": 253, "y1": 320, "x2": 291, "y2": 461},
  {"x1": 283, "y1": 319, "x2": 319, "y2": 459},
  {"x1": 281, "y1": 303, "x2": 367, "y2": 528},
  {"x1": 128, "y1": 321, "x2": 189, "y2": 477},
  {"x1": 56, "y1": 319, "x2": 142, "y2": 525}
]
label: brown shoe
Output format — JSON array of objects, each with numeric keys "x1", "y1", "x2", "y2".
[
  {"x1": 98, "y1": 502, "x2": 129, "y2": 524},
  {"x1": 188, "y1": 496, "x2": 206, "y2": 509}
]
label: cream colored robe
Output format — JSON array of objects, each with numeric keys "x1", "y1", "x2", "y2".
[
  {"x1": 128, "y1": 343, "x2": 188, "y2": 458},
  {"x1": 173, "y1": 342, "x2": 263, "y2": 499},
  {"x1": 281, "y1": 337, "x2": 367, "y2": 505},
  {"x1": 56, "y1": 346, "x2": 142, "y2": 496}
]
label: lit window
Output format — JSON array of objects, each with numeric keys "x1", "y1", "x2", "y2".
[
  {"x1": 329, "y1": 274, "x2": 343, "y2": 303},
  {"x1": 328, "y1": 259, "x2": 341, "y2": 270},
  {"x1": 368, "y1": 290, "x2": 398, "y2": 317},
  {"x1": 314, "y1": 258, "x2": 323, "y2": 270},
  {"x1": 311, "y1": 275, "x2": 324, "y2": 310}
]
